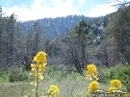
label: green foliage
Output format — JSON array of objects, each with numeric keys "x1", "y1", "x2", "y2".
[
  {"x1": 45, "y1": 65, "x2": 73, "y2": 82},
  {"x1": 8, "y1": 66, "x2": 35, "y2": 82},
  {"x1": 106, "y1": 5, "x2": 130, "y2": 63},
  {"x1": 0, "y1": 70, "x2": 8, "y2": 83},
  {"x1": 98, "y1": 65, "x2": 130, "y2": 92},
  {"x1": 124, "y1": 92, "x2": 130, "y2": 97},
  {"x1": 113, "y1": 65, "x2": 130, "y2": 92},
  {"x1": 0, "y1": 65, "x2": 35, "y2": 83}
]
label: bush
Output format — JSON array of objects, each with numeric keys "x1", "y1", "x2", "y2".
[
  {"x1": 7, "y1": 65, "x2": 34, "y2": 82},
  {"x1": 98, "y1": 65, "x2": 130, "y2": 92},
  {"x1": 0, "y1": 70, "x2": 8, "y2": 82}
]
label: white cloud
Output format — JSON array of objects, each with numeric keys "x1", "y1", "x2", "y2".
[
  {"x1": 77, "y1": 0, "x2": 85, "y2": 5},
  {"x1": 2, "y1": 0, "x2": 80, "y2": 21},
  {"x1": 88, "y1": 1, "x2": 118, "y2": 17}
]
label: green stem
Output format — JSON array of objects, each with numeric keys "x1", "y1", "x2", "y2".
[
  {"x1": 36, "y1": 65, "x2": 39, "y2": 97},
  {"x1": 36, "y1": 74, "x2": 38, "y2": 97}
]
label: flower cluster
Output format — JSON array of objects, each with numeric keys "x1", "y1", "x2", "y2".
[
  {"x1": 48, "y1": 85, "x2": 60, "y2": 97},
  {"x1": 31, "y1": 51, "x2": 47, "y2": 81},
  {"x1": 88, "y1": 81, "x2": 99, "y2": 94},
  {"x1": 86, "y1": 64, "x2": 98, "y2": 80},
  {"x1": 24, "y1": 51, "x2": 60, "y2": 97},
  {"x1": 30, "y1": 51, "x2": 47, "y2": 97},
  {"x1": 111, "y1": 79, "x2": 122, "y2": 89},
  {"x1": 34, "y1": 51, "x2": 47, "y2": 63},
  {"x1": 86, "y1": 64, "x2": 125, "y2": 97},
  {"x1": 108, "y1": 79, "x2": 122, "y2": 92},
  {"x1": 87, "y1": 64, "x2": 99, "y2": 96}
]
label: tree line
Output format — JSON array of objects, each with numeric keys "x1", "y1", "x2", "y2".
[{"x1": 0, "y1": 3, "x2": 130, "y2": 74}]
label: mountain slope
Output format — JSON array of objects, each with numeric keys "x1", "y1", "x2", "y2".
[{"x1": 20, "y1": 14, "x2": 112, "y2": 39}]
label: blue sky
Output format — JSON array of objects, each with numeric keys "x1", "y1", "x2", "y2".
[{"x1": 0, "y1": 0, "x2": 129, "y2": 21}]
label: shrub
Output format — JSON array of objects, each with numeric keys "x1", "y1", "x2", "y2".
[
  {"x1": 7, "y1": 65, "x2": 34, "y2": 82},
  {"x1": 0, "y1": 70, "x2": 8, "y2": 82}
]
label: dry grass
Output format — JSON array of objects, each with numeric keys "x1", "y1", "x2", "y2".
[
  {"x1": 0, "y1": 75, "x2": 110, "y2": 97},
  {"x1": 0, "y1": 82, "x2": 32, "y2": 97}
]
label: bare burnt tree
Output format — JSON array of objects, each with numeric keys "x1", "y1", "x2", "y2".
[
  {"x1": 97, "y1": 41, "x2": 109, "y2": 67},
  {"x1": 65, "y1": 19, "x2": 92, "y2": 75},
  {"x1": 68, "y1": 38, "x2": 83, "y2": 75},
  {"x1": 23, "y1": 22, "x2": 43, "y2": 70}
]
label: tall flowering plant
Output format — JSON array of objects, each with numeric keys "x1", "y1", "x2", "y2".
[
  {"x1": 48, "y1": 85, "x2": 60, "y2": 97},
  {"x1": 86, "y1": 64, "x2": 98, "y2": 81},
  {"x1": 86, "y1": 64, "x2": 99, "y2": 96},
  {"x1": 24, "y1": 51, "x2": 59, "y2": 97},
  {"x1": 107, "y1": 79, "x2": 122, "y2": 92},
  {"x1": 31, "y1": 51, "x2": 47, "y2": 97}
]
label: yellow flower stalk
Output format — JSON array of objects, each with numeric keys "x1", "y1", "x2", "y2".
[
  {"x1": 86, "y1": 64, "x2": 98, "y2": 80},
  {"x1": 30, "y1": 51, "x2": 47, "y2": 97},
  {"x1": 110, "y1": 79, "x2": 122, "y2": 90},
  {"x1": 107, "y1": 79, "x2": 122, "y2": 96},
  {"x1": 88, "y1": 81, "x2": 99, "y2": 94},
  {"x1": 48, "y1": 85, "x2": 60, "y2": 97}
]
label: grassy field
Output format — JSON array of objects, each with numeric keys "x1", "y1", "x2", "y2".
[
  {"x1": 0, "y1": 74, "x2": 109, "y2": 97},
  {"x1": 0, "y1": 64, "x2": 129, "y2": 97}
]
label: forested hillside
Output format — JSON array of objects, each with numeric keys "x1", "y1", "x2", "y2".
[
  {"x1": 20, "y1": 15, "x2": 106, "y2": 38},
  {"x1": 0, "y1": 3, "x2": 130, "y2": 74}
]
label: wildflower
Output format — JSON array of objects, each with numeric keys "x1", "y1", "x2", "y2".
[
  {"x1": 32, "y1": 89, "x2": 35, "y2": 92},
  {"x1": 107, "y1": 86, "x2": 117, "y2": 92},
  {"x1": 24, "y1": 95, "x2": 28, "y2": 97},
  {"x1": 88, "y1": 81, "x2": 99, "y2": 94},
  {"x1": 39, "y1": 92, "x2": 44, "y2": 96},
  {"x1": 28, "y1": 51, "x2": 47, "y2": 97},
  {"x1": 31, "y1": 63, "x2": 37, "y2": 71},
  {"x1": 111, "y1": 79, "x2": 122, "y2": 89},
  {"x1": 38, "y1": 63, "x2": 46, "y2": 72},
  {"x1": 30, "y1": 81, "x2": 37, "y2": 86},
  {"x1": 39, "y1": 92, "x2": 44, "y2": 95},
  {"x1": 31, "y1": 51, "x2": 47, "y2": 82},
  {"x1": 34, "y1": 51, "x2": 47, "y2": 63},
  {"x1": 37, "y1": 73, "x2": 44, "y2": 80},
  {"x1": 48, "y1": 85, "x2": 60, "y2": 97},
  {"x1": 86, "y1": 64, "x2": 98, "y2": 80}
]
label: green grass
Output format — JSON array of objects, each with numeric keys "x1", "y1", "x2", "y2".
[{"x1": 0, "y1": 64, "x2": 129, "y2": 97}]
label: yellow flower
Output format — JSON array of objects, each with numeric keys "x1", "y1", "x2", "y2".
[
  {"x1": 31, "y1": 64, "x2": 37, "y2": 71},
  {"x1": 39, "y1": 92, "x2": 44, "y2": 96},
  {"x1": 88, "y1": 81, "x2": 99, "y2": 94},
  {"x1": 38, "y1": 73, "x2": 44, "y2": 80},
  {"x1": 110, "y1": 79, "x2": 122, "y2": 89},
  {"x1": 38, "y1": 64, "x2": 46, "y2": 71},
  {"x1": 32, "y1": 89, "x2": 35, "y2": 92},
  {"x1": 40, "y1": 96, "x2": 45, "y2": 97},
  {"x1": 24, "y1": 95, "x2": 28, "y2": 97},
  {"x1": 30, "y1": 81, "x2": 37, "y2": 86},
  {"x1": 31, "y1": 52, "x2": 47, "y2": 78},
  {"x1": 48, "y1": 85, "x2": 60, "y2": 97},
  {"x1": 107, "y1": 86, "x2": 117, "y2": 92},
  {"x1": 34, "y1": 51, "x2": 47, "y2": 63},
  {"x1": 86, "y1": 64, "x2": 98, "y2": 80}
]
